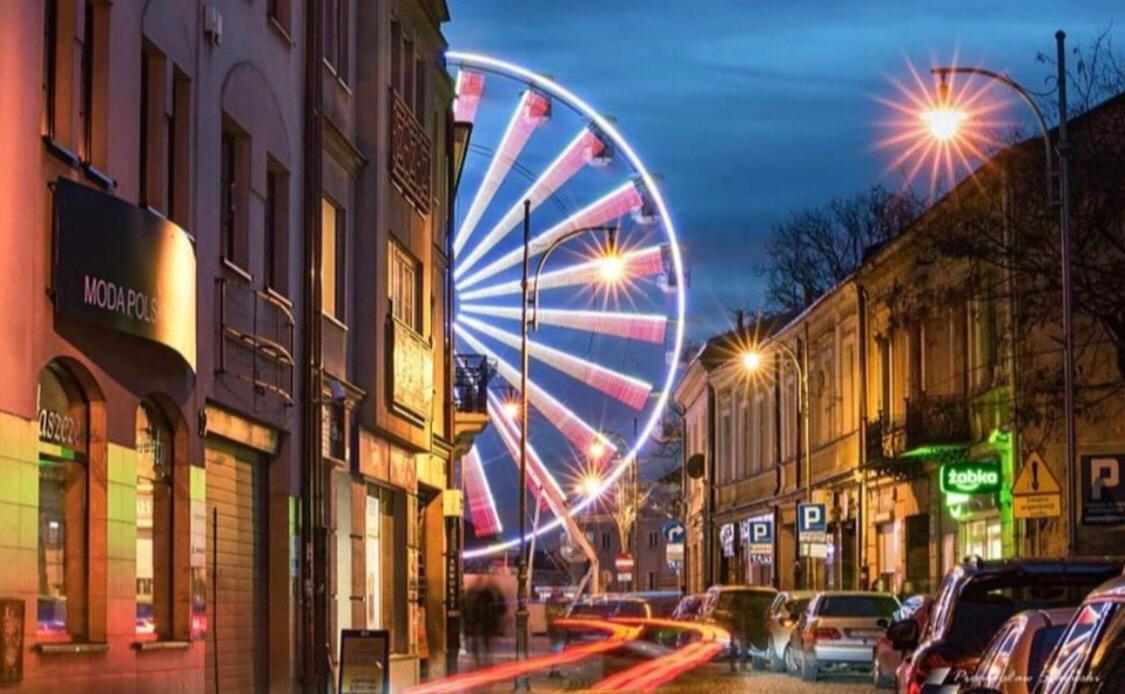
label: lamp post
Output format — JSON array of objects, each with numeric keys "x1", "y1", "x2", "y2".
[
  {"x1": 515, "y1": 198, "x2": 621, "y2": 685},
  {"x1": 741, "y1": 342, "x2": 812, "y2": 589},
  {"x1": 925, "y1": 31, "x2": 1076, "y2": 554}
]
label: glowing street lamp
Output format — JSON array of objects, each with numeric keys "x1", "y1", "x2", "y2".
[
  {"x1": 914, "y1": 33, "x2": 1078, "y2": 555},
  {"x1": 502, "y1": 398, "x2": 521, "y2": 421},
  {"x1": 577, "y1": 473, "x2": 603, "y2": 498},
  {"x1": 740, "y1": 350, "x2": 763, "y2": 373},
  {"x1": 588, "y1": 438, "x2": 607, "y2": 461},
  {"x1": 597, "y1": 251, "x2": 626, "y2": 284},
  {"x1": 513, "y1": 200, "x2": 620, "y2": 677}
]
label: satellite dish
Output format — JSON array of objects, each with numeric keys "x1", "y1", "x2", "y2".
[{"x1": 687, "y1": 453, "x2": 705, "y2": 479}]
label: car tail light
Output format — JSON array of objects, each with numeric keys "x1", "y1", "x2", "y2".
[
  {"x1": 908, "y1": 650, "x2": 951, "y2": 694},
  {"x1": 804, "y1": 626, "x2": 841, "y2": 642}
]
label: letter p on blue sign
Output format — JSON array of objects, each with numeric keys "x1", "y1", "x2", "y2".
[{"x1": 799, "y1": 503, "x2": 826, "y2": 533}]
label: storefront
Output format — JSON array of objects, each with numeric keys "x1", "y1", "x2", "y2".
[{"x1": 941, "y1": 457, "x2": 1005, "y2": 561}]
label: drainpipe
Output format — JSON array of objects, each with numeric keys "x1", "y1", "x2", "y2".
[
  {"x1": 705, "y1": 382, "x2": 717, "y2": 588},
  {"x1": 772, "y1": 351, "x2": 783, "y2": 588},
  {"x1": 857, "y1": 284, "x2": 869, "y2": 591},
  {"x1": 301, "y1": 0, "x2": 326, "y2": 689}
]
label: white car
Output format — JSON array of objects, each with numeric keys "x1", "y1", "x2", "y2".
[
  {"x1": 796, "y1": 591, "x2": 900, "y2": 682},
  {"x1": 764, "y1": 590, "x2": 815, "y2": 672}
]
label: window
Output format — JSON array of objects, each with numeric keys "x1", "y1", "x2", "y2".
[
  {"x1": 389, "y1": 243, "x2": 418, "y2": 329},
  {"x1": 413, "y1": 58, "x2": 425, "y2": 116},
  {"x1": 403, "y1": 39, "x2": 415, "y2": 107},
  {"x1": 80, "y1": 0, "x2": 95, "y2": 161},
  {"x1": 220, "y1": 125, "x2": 249, "y2": 269},
  {"x1": 267, "y1": 0, "x2": 292, "y2": 34},
  {"x1": 135, "y1": 402, "x2": 172, "y2": 637},
  {"x1": 323, "y1": 0, "x2": 348, "y2": 82},
  {"x1": 322, "y1": 198, "x2": 346, "y2": 319},
  {"x1": 140, "y1": 45, "x2": 189, "y2": 221},
  {"x1": 601, "y1": 532, "x2": 611, "y2": 550},
  {"x1": 648, "y1": 531, "x2": 659, "y2": 548},
  {"x1": 37, "y1": 363, "x2": 89, "y2": 636},
  {"x1": 390, "y1": 21, "x2": 402, "y2": 94},
  {"x1": 648, "y1": 572, "x2": 656, "y2": 591},
  {"x1": 42, "y1": 0, "x2": 58, "y2": 138},
  {"x1": 364, "y1": 494, "x2": 382, "y2": 628},
  {"x1": 265, "y1": 165, "x2": 289, "y2": 295}
]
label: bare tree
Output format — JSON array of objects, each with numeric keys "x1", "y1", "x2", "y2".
[{"x1": 762, "y1": 185, "x2": 924, "y2": 312}]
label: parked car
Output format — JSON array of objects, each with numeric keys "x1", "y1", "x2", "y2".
[
  {"x1": 765, "y1": 590, "x2": 815, "y2": 672},
  {"x1": 699, "y1": 585, "x2": 778, "y2": 666},
  {"x1": 670, "y1": 593, "x2": 705, "y2": 622},
  {"x1": 886, "y1": 557, "x2": 1123, "y2": 694},
  {"x1": 1034, "y1": 572, "x2": 1125, "y2": 694},
  {"x1": 794, "y1": 591, "x2": 900, "y2": 682},
  {"x1": 564, "y1": 594, "x2": 653, "y2": 620},
  {"x1": 872, "y1": 595, "x2": 933, "y2": 689},
  {"x1": 960, "y1": 607, "x2": 1074, "y2": 694}
]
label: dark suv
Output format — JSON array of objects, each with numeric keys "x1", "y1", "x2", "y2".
[{"x1": 888, "y1": 557, "x2": 1123, "y2": 694}]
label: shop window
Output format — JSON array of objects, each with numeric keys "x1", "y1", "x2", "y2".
[
  {"x1": 389, "y1": 242, "x2": 418, "y2": 330},
  {"x1": 135, "y1": 402, "x2": 173, "y2": 637},
  {"x1": 265, "y1": 163, "x2": 290, "y2": 296},
  {"x1": 36, "y1": 363, "x2": 89, "y2": 636},
  {"x1": 365, "y1": 494, "x2": 381, "y2": 628},
  {"x1": 220, "y1": 123, "x2": 251, "y2": 271},
  {"x1": 321, "y1": 197, "x2": 346, "y2": 320}
]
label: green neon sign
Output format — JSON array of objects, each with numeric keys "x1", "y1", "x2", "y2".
[{"x1": 941, "y1": 461, "x2": 1002, "y2": 495}]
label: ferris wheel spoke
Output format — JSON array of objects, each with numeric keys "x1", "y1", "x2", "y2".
[
  {"x1": 453, "y1": 69, "x2": 485, "y2": 124},
  {"x1": 459, "y1": 315, "x2": 653, "y2": 409},
  {"x1": 460, "y1": 245, "x2": 666, "y2": 301},
  {"x1": 455, "y1": 324, "x2": 617, "y2": 456},
  {"x1": 457, "y1": 181, "x2": 644, "y2": 290},
  {"x1": 463, "y1": 446, "x2": 503, "y2": 537},
  {"x1": 453, "y1": 90, "x2": 552, "y2": 257},
  {"x1": 487, "y1": 393, "x2": 565, "y2": 508},
  {"x1": 454, "y1": 128, "x2": 607, "y2": 280},
  {"x1": 461, "y1": 304, "x2": 668, "y2": 344}
]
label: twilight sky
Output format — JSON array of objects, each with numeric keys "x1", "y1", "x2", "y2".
[{"x1": 446, "y1": 1, "x2": 1122, "y2": 337}]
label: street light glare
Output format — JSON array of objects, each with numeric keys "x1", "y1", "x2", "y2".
[
  {"x1": 502, "y1": 399, "x2": 520, "y2": 420},
  {"x1": 588, "y1": 438, "x2": 607, "y2": 459},
  {"x1": 741, "y1": 350, "x2": 763, "y2": 373},
  {"x1": 577, "y1": 474, "x2": 602, "y2": 498},
  {"x1": 598, "y1": 253, "x2": 626, "y2": 283},
  {"x1": 921, "y1": 107, "x2": 968, "y2": 142}
]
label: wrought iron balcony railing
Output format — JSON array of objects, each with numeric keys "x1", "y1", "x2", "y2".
[
  {"x1": 389, "y1": 87, "x2": 432, "y2": 214},
  {"x1": 866, "y1": 393, "x2": 970, "y2": 465},
  {"x1": 454, "y1": 354, "x2": 495, "y2": 415}
]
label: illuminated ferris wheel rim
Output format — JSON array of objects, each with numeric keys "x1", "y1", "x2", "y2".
[{"x1": 447, "y1": 51, "x2": 686, "y2": 559}]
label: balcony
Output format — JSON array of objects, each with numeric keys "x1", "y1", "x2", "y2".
[
  {"x1": 453, "y1": 354, "x2": 494, "y2": 446},
  {"x1": 217, "y1": 278, "x2": 295, "y2": 404},
  {"x1": 389, "y1": 88, "x2": 432, "y2": 214},
  {"x1": 866, "y1": 394, "x2": 970, "y2": 474}
]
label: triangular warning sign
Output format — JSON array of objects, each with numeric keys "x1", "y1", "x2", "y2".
[{"x1": 1013, "y1": 451, "x2": 1061, "y2": 496}]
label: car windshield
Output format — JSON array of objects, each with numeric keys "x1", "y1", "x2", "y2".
[
  {"x1": 1085, "y1": 604, "x2": 1125, "y2": 694},
  {"x1": 613, "y1": 601, "x2": 648, "y2": 617},
  {"x1": 945, "y1": 572, "x2": 1115, "y2": 655},
  {"x1": 716, "y1": 590, "x2": 774, "y2": 614},
  {"x1": 818, "y1": 595, "x2": 898, "y2": 618},
  {"x1": 571, "y1": 602, "x2": 611, "y2": 618},
  {"x1": 1026, "y1": 624, "x2": 1067, "y2": 690},
  {"x1": 1041, "y1": 602, "x2": 1119, "y2": 694},
  {"x1": 786, "y1": 597, "x2": 812, "y2": 616}
]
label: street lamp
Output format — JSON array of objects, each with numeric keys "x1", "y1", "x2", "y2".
[
  {"x1": 741, "y1": 344, "x2": 813, "y2": 588},
  {"x1": 922, "y1": 32, "x2": 1077, "y2": 555},
  {"x1": 514, "y1": 199, "x2": 622, "y2": 683}
]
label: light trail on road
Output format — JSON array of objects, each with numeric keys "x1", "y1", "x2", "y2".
[
  {"x1": 404, "y1": 618, "x2": 640, "y2": 693},
  {"x1": 591, "y1": 617, "x2": 730, "y2": 692}
]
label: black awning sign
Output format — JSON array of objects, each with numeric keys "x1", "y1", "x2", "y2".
[{"x1": 52, "y1": 178, "x2": 196, "y2": 371}]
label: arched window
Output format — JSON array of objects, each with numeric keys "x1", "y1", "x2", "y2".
[
  {"x1": 135, "y1": 401, "x2": 173, "y2": 636},
  {"x1": 36, "y1": 362, "x2": 89, "y2": 635}
]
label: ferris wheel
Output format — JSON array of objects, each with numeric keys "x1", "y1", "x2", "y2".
[{"x1": 448, "y1": 52, "x2": 686, "y2": 559}]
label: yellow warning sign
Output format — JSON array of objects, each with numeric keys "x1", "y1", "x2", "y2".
[
  {"x1": 1013, "y1": 494, "x2": 1062, "y2": 519},
  {"x1": 1012, "y1": 452, "x2": 1062, "y2": 496}
]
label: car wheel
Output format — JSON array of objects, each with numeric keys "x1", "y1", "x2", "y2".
[
  {"x1": 800, "y1": 655, "x2": 818, "y2": 682},
  {"x1": 784, "y1": 644, "x2": 797, "y2": 674}
]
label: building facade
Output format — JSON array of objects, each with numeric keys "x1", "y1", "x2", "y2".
[
  {"x1": 0, "y1": 0, "x2": 464, "y2": 691},
  {"x1": 678, "y1": 96, "x2": 1125, "y2": 598}
]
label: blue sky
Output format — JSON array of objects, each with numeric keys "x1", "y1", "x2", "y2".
[{"x1": 447, "y1": 1, "x2": 1122, "y2": 337}]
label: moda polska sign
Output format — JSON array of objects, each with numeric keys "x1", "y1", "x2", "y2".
[
  {"x1": 940, "y1": 460, "x2": 1002, "y2": 495},
  {"x1": 52, "y1": 178, "x2": 196, "y2": 370}
]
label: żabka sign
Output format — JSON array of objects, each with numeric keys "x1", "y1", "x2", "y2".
[
  {"x1": 941, "y1": 461, "x2": 1002, "y2": 495},
  {"x1": 52, "y1": 179, "x2": 196, "y2": 371}
]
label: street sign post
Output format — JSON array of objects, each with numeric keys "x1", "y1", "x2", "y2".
[
  {"x1": 797, "y1": 503, "x2": 827, "y2": 557},
  {"x1": 746, "y1": 518, "x2": 774, "y2": 557},
  {"x1": 1013, "y1": 452, "x2": 1062, "y2": 519},
  {"x1": 1082, "y1": 454, "x2": 1125, "y2": 525},
  {"x1": 662, "y1": 521, "x2": 685, "y2": 544}
]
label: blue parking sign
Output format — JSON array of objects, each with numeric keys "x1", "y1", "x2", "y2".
[
  {"x1": 746, "y1": 518, "x2": 773, "y2": 556},
  {"x1": 797, "y1": 503, "x2": 827, "y2": 544}
]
